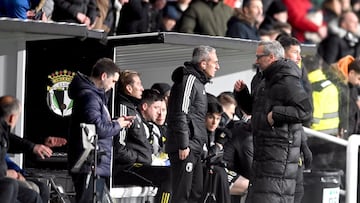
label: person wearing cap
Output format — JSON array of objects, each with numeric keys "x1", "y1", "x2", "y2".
[
  {"x1": 259, "y1": 0, "x2": 288, "y2": 34},
  {"x1": 161, "y1": 5, "x2": 181, "y2": 31},
  {"x1": 151, "y1": 82, "x2": 171, "y2": 104}
]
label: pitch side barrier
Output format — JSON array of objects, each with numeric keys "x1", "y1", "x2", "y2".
[{"x1": 303, "y1": 127, "x2": 360, "y2": 203}]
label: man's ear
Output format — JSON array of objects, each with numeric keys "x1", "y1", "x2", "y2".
[
  {"x1": 7, "y1": 114, "x2": 15, "y2": 126},
  {"x1": 101, "y1": 72, "x2": 107, "y2": 80},
  {"x1": 200, "y1": 60, "x2": 207, "y2": 70},
  {"x1": 269, "y1": 53, "x2": 275, "y2": 61},
  {"x1": 126, "y1": 84, "x2": 132, "y2": 94},
  {"x1": 141, "y1": 103, "x2": 148, "y2": 111}
]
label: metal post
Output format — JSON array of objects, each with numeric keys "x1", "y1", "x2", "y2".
[{"x1": 346, "y1": 135, "x2": 360, "y2": 203}]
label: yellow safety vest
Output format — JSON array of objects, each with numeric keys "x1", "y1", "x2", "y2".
[{"x1": 308, "y1": 69, "x2": 340, "y2": 135}]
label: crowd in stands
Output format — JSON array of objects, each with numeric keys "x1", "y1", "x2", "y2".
[{"x1": 0, "y1": 0, "x2": 358, "y2": 43}]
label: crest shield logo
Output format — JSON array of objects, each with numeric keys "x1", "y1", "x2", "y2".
[{"x1": 46, "y1": 70, "x2": 75, "y2": 117}]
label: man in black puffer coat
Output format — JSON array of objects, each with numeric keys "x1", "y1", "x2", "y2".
[
  {"x1": 166, "y1": 45, "x2": 220, "y2": 202},
  {"x1": 234, "y1": 40, "x2": 312, "y2": 203}
]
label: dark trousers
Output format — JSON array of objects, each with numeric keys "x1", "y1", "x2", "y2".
[
  {"x1": 17, "y1": 181, "x2": 42, "y2": 203},
  {"x1": 202, "y1": 165, "x2": 231, "y2": 203},
  {"x1": 169, "y1": 151, "x2": 203, "y2": 203},
  {"x1": 0, "y1": 177, "x2": 18, "y2": 203},
  {"x1": 26, "y1": 178, "x2": 50, "y2": 203},
  {"x1": 71, "y1": 173, "x2": 109, "y2": 203}
]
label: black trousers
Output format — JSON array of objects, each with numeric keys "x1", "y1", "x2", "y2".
[
  {"x1": 201, "y1": 165, "x2": 231, "y2": 203},
  {"x1": 71, "y1": 173, "x2": 109, "y2": 203},
  {"x1": 0, "y1": 177, "x2": 18, "y2": 203},
  {"x1": 17, "y1": 181, "x2": 42, "y2": 203},
  {"x1": 26, "y1": 178, "x2": 50, "y2": 203},
  {"x1": 169, "y1": 151, "x2": 203, "y2": 203}
]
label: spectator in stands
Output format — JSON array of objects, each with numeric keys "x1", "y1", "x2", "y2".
[
  {"x1": 318, "y1": 11, "x2": 360, "y2": 65},
  {"x1": 165, "y1": 0, "x2": 191, "y2": 28},
  {"x1": 68, "y1": 58, "x2": 132, "y2": 202},
  {"x1": 160, "y1": 5, "x2": 181, "y2": 31},
  {"x1": 177, "y1": 0, "x2": 233, "y2": 36},
  {"x1": 259, "y1": 0, "x2": 287, "y2": 35},
  {"x1": 52, "y1": 0, "x2": 98, "y2": 29},
  {"x1": 283, "y1": 0, "x2": 327, "y2": 43},
  {"x1": 113, "y1": 70, "x2": 152, "y2": 175},
  {"x1": 333, "y1": 55, "x2": 360, "y2": 138},
  {"x1": 322, "y1": 0, "x2": 342, "y2": 25},
  {"x1": 93, "y1": 0, "x2": 115, "y2": 33},
  {"x1": 0, "y1": 0, "x2": 47, "y2": 20},
  {"x1": 234, "y1": 40, "x2": 312, "y2": 203},
  {"x1": 166, "y1": 45, "x2": 220, "y2": 202},
  {"x1": 226, "y1": 0, "x2": 263, "y2": 40},
  {"x1": 116, "y1": 0, "x2": 165, "y2": 34}
]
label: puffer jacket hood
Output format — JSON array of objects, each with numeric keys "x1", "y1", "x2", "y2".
[
  {"x1": 68, "y1": 72, "x2": 106, "y2": 101},
  {"x1": 263, "y1": 58, "x2": 301, "y2": 86},
  {"x1": 171, "y1": 62, "x2": 210, "y2": 84}
]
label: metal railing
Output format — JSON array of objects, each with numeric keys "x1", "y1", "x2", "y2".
[{"x1": 303, "y1": 127, "x2": 360, "y2": 203}]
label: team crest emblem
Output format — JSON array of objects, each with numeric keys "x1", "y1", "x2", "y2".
[
  {"x1": 46, "y1": 70, "x2": 75, "y2": 117},
  {"x1": 186, "y1": 162, "x2": 193, "y2": 172}
]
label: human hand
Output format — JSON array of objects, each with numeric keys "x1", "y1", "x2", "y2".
[
  {"x1": 26, "y1": 10, "x2": 36, "y2": 19},
  {"x1": 178, "y1": 147, "x2": 190, "y2": 160},
  {"x1": 117, "y1": 116, "x2": 135, "y2": 128},
  {"x1": 317, "y1": 25, "x2": 327, "y2": 39},
  {"x1": 6, "y1": 170, "x2": 18, "y2": 179},
  {"x1": 234, "y1": 80, "x2": 247, "y2": 92},
  {"x1": 7, "y1": 170, "x2": 25, "y2": 181},
  {"x1": 76, "y1": 12, "x2": 89, "y2": 25},
  {"x1": 45, "y1": 137, "x2": 67, "y2": 148},
  {"x1": 33, "y1": 144, "x2": 53, "y2": 159},
  {"x1": 267, "y1": 111, "x2": 274, "y2": 126}
]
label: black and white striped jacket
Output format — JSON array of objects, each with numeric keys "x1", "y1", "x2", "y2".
[{"x1": 165, "y1": 62, "x2": 210, "y2": 155}]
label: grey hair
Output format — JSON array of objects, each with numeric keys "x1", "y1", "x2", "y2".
[
  {"x1": 259, "y1": 40, "x2": 284, "y2": 59},
  {"x1": 0, "y1": 95, "x2": 21, "y2": 119},
  {"x1": 191, "y1": 45, "x2": 216, "y2": 64}
]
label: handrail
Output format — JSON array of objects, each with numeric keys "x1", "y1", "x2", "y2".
[
  {"x1": 302, "y1": 127, "x2": 360, "y2": 203},
  {"x1": 303, "y1": 127, "x2": 348, "y2": 146}
]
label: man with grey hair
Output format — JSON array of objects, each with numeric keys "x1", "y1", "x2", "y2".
[
  {"x1": 234, "y1": 40, "x2": 312, "y2": 203},
  {"x1": 166, "y1": 45, "x2": 220, "y2": 202}
]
